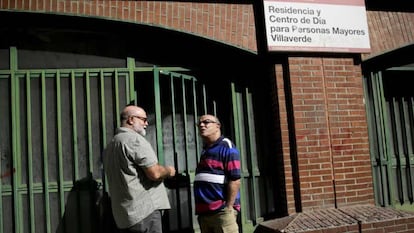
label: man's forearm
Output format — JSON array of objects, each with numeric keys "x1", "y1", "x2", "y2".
[{"x1": 226, "y1": 179, "x2": 241, "y2": 208}]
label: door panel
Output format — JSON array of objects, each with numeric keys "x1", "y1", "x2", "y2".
[
  {"x1": 364, "y1": 70, "x2": 414, "y2": 212},
  {"x1": 136, "y1": 69, "x2": 214, "y2": 232}
]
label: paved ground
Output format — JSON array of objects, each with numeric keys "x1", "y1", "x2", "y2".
[{"x1": 256, "y1": 205, "x2": 414, "y2": 233}]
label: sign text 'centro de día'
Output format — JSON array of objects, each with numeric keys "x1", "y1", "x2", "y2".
[{"x1": 263, "y1": 0, "x2": 371, "y2": 53}]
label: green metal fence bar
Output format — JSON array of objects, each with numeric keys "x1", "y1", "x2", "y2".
[
  {"x1": 402, "y1": 97, "x2": 413, "y2": 203},
  {"x1": 244, "y1": 87, "x2": 261, "y2": 223},
  {"x1": 180, "y1": 75, "x2": 194, "y2": 227},
  {"x1": 114, "y1": 70, "x2": 120, "y2": 128},
  {"x1": 181, "y1": 77, "x2": 190, "y2": 172},
  {"x1": 230, "y1": 82, "x2": 247, "y2": 231},
  {"x1": 379, "y1": 71, "x2": 394, "y2": 206},
  {"x1": 71, "y1": 71, "x2": 80, "y2": 182},
  {"x1": 100, "y1": 70, "x2": 109, "y2": 192},
  {"x1": 16, "y1": 72, "x2": 23, "y2": 233},
  {"x1": 377, "y1": 72, "x2": 397, "y2": 207},
  {"x1": 230, "y1": 82, "x2": 256, "y2": 233},
  {"x1": 85, "y1": 71, "x2": 94, "y2": 174},
  {"x1": 363, "y1": 73, "x2": 378, "y2": 203},
  {"x1": 377, "y1": 71, "x2": 390, "y2": 205},
  {"x1": 10, "y1": 46, "x2": 21, "y2": 233},
  {"x1": 25, "y1": 71, "x2": 35, "y2": 233},
  {"x1": 127, "y1": 58, "x2": 136, "y2": 105},
  {"x1": 202, "y1": 85, "x2": 207, "y2": 115},
  {"x1": 41, "y1": 71, "x2": 51, "y2": 233},
  {"x1": 192, "y1": 79, "x2": 201, "y2": 164},
  {"x1": 56, "y1": 71, "x2": 65, "y2": 218},
  {"x1": 169, "y1": 73, "x2": 183, "y2": 228},
  {"x1": 100, "y1": 70, "x2": 107, "y2": 147},
  {"x1": 0, "y1": 73, "x2": 6, "y2": 233},
  {"x1": 393, "y1": 97, "x2": 404, "y2": 203},
  {"x1": 403, "y1": 97, "x2": 413, "y2": 202},
  {"x1": 169, "y1": 73, "x2": 177, "y2": 168},
  {"x1": 154, "y1": 68, "x2": 165, "y2": 164},
  {"x1": 366, "y1": 73, "x2": 388, "y2": 206}
]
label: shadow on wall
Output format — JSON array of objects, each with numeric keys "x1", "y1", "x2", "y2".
[{"x1": 56, "y1": 173, "x2": 118, "y2": 233}]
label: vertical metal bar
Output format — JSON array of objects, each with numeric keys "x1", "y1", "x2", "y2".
[
  {"x1": 409, "y1": 97, "x2": 414, "y2": 200},
  {"x1": 363, "y1": 73, "x2": 382, "y2": 205},
  {"x1": 402, "y1": 96, "x2": 413, "y2": 202},
  {"x1": 202, "y1": 85, "x2": 207, "y2": 115},
  {"x1": 230, "y1": 83, "x2": 246, "y2": 228},
  {"x1": 41, "y1": 71, "x2": 51, "y2": 233},
  {"x1": 192, "y1": 79, "x2": 200, "y2": 163},
  {"x1": 375, "y1": 71, "x2": 395, "y2": 206},
  {"x1": 181, "y1": 75, "x2": 194, "y2": 228},
  {"x1": 85, "y1": 71, "x2": 93, "y2": 174},
  {"x1": 100, "y1": 71, "x2": 108, "y2": 192},
  {"x1": 170, "y1": 75, "x2": 177, "y2": 167},
  {"x1": 244, "y1": 87, "x2": 261, "y2": 222},
  {"x1": 10, "y1": 46, "x2": 21, "y2": 233},
  {"x1": 71, "y1": 71, "x2": 81, "y2": 233},
  {"x1": 71, "y1": 71, "x2": 79, "y2": 182},
  {"x1": 230, "y1": 82, "x2": 255, "y2": 233},
  {"x1": 0, "y1": 62, "x2": 10, "y2": 233},
  {"x1": 393, "y1": 98, "x2": 404, "y2": 203},
  {"x1": 213, "y1": 101, "x2": 217, "y2": 116},
  {"x1": 127, "y1": 58, "x2": 136, "y2": 104},
  {"x1": 56, "y1": 71, "x2": 65, "y2": 217},
  {"x1": 25, "y1": 71, "x2": 35, "y2": 233},
  {"x1": 153, "y1": 68, "x2": 164, "y2": 163},
  {"x1": 114, "y1": 70, "x2": 120, "y2": 128},
  {"x1": 170, "y1": 73, "x2": 182, "y2": 229},
  {"x1": 100, "y1": 70, "x2": 107, "y2": 147},
  {"x1": 181, "y1": 77, "x2": 190, "y2": 172},
  {"x1": 370, "y1": 72, "x2": 386, "y2": 205}
]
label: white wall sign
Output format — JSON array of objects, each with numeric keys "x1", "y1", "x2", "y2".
[{"x1": 263, "y1": 0, "x2": 371, "y2": 53}]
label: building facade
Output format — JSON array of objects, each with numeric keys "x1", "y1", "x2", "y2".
[{"x1": 1, "y1": 1, "x2": 413, "y2": 233}]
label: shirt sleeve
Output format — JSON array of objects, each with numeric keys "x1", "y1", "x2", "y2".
[{"x1": 225, "y1": 147, "x2": 241, "y2": 180}]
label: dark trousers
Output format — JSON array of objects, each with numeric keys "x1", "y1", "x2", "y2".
[{"x1": 119, "y1": 210, "x2": 163, "y2": 233}]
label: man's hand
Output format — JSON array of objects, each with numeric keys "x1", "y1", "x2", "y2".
[{"x1": 165, "y1": 166, "x2": 176, "y2": 178}]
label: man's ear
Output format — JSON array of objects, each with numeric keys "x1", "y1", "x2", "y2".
[{"x1": 127, "y1": 117, "x2": 133, "y2": 125}]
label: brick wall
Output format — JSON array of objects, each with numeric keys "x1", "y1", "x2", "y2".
[
  {"x1": 365, "y1": 11, "x2": 414, "y2": 59},
  {"x1": 0, "y1": 0, "x2": 257, "y2": 52},
  {"x1": 283, "y1": 57, "x2": 374, "y2": 212}
]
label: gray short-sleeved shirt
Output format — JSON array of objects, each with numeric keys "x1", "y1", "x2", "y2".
[{"x1": 103, "y1": 127, "x2": 171, "y2": 229}]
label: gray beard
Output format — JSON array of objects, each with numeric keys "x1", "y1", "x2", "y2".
[{"x1": 139, "y1": 129, "x2": 146, "y2": 137}]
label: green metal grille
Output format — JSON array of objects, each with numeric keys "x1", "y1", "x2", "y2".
[
  {"x1": 1, "y1": 47, "x2": 135, "y2": 233},
  {"x1": 364, "y1": 69, "x2": 414, "y2": 212},
  {"x1": 1, "y1": 47, "x2": 270, "y2": 233}
]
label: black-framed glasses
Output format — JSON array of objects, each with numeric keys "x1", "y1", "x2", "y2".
[
  {"x1": 131, "y1": 115, "x2": 148, "y2": 123},
  {"x1": 198, "y1": 119, "x2": 217, "y2": 126}
]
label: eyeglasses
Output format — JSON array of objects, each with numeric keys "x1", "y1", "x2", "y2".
[
  {"x1": 131, "y1": 115, "x2": 148, "y2": 123},
  {"x1": 198, "y1": 119, "x2": 217, "y2": 126}
]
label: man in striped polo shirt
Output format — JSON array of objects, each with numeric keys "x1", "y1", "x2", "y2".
[{"x1": 194, "y1": 114, "x2": 241, "y2": 233}]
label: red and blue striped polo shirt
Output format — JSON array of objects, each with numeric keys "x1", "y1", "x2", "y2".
[{"x1": 194, "y1": 136, "x2": 241, "y2": 215}]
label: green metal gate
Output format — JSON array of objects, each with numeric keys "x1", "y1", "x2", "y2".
[
  {"x1": 1, "y1": 47, "x2": 136, "y2": 233},
  {"x1": 1, "y1": 47, "x2": 268, "y2": 233},
  {"x1": 364, "y1": 68, "x2": 414, "y2": 212}
]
